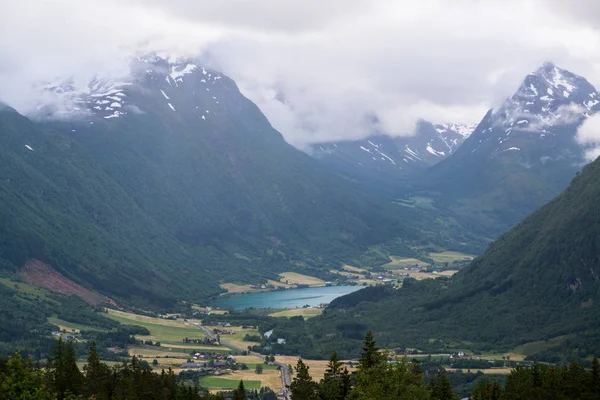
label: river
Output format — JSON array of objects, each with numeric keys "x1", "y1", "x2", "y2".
[{"x1": 215, "y1": 285, "x2": 364, "y2": 310}]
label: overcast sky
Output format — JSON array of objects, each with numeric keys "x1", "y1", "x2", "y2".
[{"x1": 2, "y1": 0, "x2": 600, "y2": 147}]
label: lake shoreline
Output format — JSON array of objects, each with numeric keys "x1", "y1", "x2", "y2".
[{"x1": 214, "y1": 285, "x2": 364, "y2": 310}]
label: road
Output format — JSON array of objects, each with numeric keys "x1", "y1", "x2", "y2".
[{"x1": 197, "y1": 323, "x2": 291, "y2": 399}]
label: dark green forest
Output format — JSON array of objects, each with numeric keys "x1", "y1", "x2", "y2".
[
  {"x1": 263, "y1": 153, "x2": 600, "y2": 360},
  {"x1": 3, "y1": 334, "x2": 599, "y2": 399}
]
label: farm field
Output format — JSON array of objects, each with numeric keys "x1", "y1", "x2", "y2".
[
  {"x1": 127, "y1": 345, "x2": 190, "y2": 359},
  {"x1": 341, "y1": 265, "x2": 367, "y2": 273},
  {"x1": 383, "y1": 256, "x2": 430, "y2": 268},
  {"x1": 219, "y1": 325, "x2": 261, "y2": 348},
  {"x1": 445, "y1": 368, "x2": 513, "y2": 375},
  {"x1": 220, "y1": 283, "x2": 259, "y2": 294},
  {"x1": 512, "y1": 336, "x2": 569, "y2": 357},
  {"x1": 269, "y1": 308, "x2": 323, "y2": 319},
  {"x1": 330, "y1": 269, "x2": 364, "y2": 279},
  {"x1": 278, "y1": 272, "x2": 325, "y2": 286},
  {"x1": 200, "y1": 376, "x2": 261, "y2": 390},
  {"x1": 47, "y1": 316, "x2": 108, "y2": 333},
  {"x1": 428, "y1": 251, "x2": 474, "y2": 264},
  {"x1": 105, "y1": 309, "x2": 207, "y2": 344}
]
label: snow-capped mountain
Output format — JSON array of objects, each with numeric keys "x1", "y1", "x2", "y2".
[
  {"x1": 420, "y1": 62, "x2": 600, "y2": 237},
  {"x1": 464, "y1": 61, "x2": 600, "y2": 157},
  {"x1": 34, "y1": 56, "x2": 226, "y2": 123},
  {"x1": 310, "y1": 120, "x2": 476, "y2": 180},
  {"x1": 32, "y1": 55, "x2": 420, "y2": 273}
]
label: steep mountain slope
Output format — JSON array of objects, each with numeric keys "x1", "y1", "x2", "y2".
[
  {"x1": 310, "y1": 121, "x2": 474, "y2": 181},
  {"x1": 40, "y1": 57, "x2": 409, "y2": 260},
  {"x1": 417, "y1": 62, "x2": 600, "y2": 236},
  {"x1": 0, "y1": 56, "x2": 483, "y2": 309},
  {"x1": 0, "y1": 105, "x2": 225, "y2": 307},
  {"x1": 298, "y1": 152, "x2": 600, "y2": 359}
]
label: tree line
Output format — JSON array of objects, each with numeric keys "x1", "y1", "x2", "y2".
[{"x1": 288, "y1": 331, "x2": 600, "y2": 400}]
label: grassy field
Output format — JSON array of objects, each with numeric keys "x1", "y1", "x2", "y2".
[
  {"x1": 220, "y1": 325, "x2": 261, "y2": 348},
  {"x1": 428, "y1": 251, "x2": 474, "y2": 264},
  {"x1": 200, "y1": 376, "x2": 261, "y2": 390},
  {"x1": 341, "y1": 265, "x2": 367, "y2": 273},
  {"x1": 268, "y1": 308, "x2": 323, "y2": 319},
  {"x1": 220, "y1": 283, "x2": 258, "y2": 294},
  {"x1": 48, "y1": 316, "x2": 108, "y2": 333},
  {"x1": 383, "y1": 256, "x2": 430, "y2": 269},
  {"x1": 105, "y1": 309, "x2": 206, "y2": 344},
  {"x1": 512, "y1": 336, "x2": 569, "y2": 357},
  {"x1": 279, "y1": 272, "x2": 325, "y2": 286},
  {"x1": 0, "y1": 277, "x2": 58, "y2": 301},
  {"x1": 127, "y1": 345, "x2": 190, "y2": 359},
  {"x1": 445, "y1": 368, "x2": 513, "y2": 375}
]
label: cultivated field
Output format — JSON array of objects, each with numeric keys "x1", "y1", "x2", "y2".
[
  {"x1": 219, "y1": 325, "x2": 262, "y2": 348},
  {"x1": 428, "y1": 251, "x2": 474, "y2": 264},
  {"x1": 341, "y1": 265, "x2": 367, "y2": 273},
  {"x1": 105, "y1": 309, "x2": 207, "y2": 344},
  {"x1": 279, "y1": 272, "x2": 325, "y2": 286},
  {"x1": 47, "y1": 316, "x2": 108, "y2": 333},
  {"x1": 512, "y1": 336, "x2": 569, "y2": 357},
  {"x1": 383, "y1": 256, "x2": 430, "y2": 268},
  {"x1": 220, "y1": 283, "x2": 259, "y2": 294},
  {"x1": 269, "y1": 308, "x2": 323, "y2": 319},
  {"x1": 445, "y1": 368, "x2": 513, "y2": 375},
  {"x1": 200, "y1": 376, "x2": 261, "y2": 390}
]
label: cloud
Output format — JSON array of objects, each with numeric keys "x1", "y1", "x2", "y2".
[
  {"x1": 576, "y1": 114, "x2": 600, "y2": 161},
  {"x1": 1, "y1": 0, "x2": 600, "y2": 147}
]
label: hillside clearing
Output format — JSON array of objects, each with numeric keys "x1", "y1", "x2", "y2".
[
  {"x1": 383, "y1": 257, "x2": 430, "y2": 268},
  {"x1": 428, "y1": 251, "x2": 474, "y2": 263},
  {"x1": 279, "y1": 272, "x2": 325, "y2": 286},
  {"x1": 105, "y1": 309, "x2": 207, "y2": 344},
  {"x1": 269, "y1": 308, "x2": 323, "y2": 318}
]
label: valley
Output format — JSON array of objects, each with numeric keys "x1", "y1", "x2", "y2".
[{"x1": 0, "y1": 33, "x2": 599, "y2": 398}]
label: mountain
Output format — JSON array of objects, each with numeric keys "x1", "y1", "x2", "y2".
[
  {"x1": 0, "y1": 105, "x2": 210, "y2": 308},
  {"x1": 291, "y1": 149, "x2": 600, "y2": 360},
  {"x1": 415, "y1": 62, "x2": 600, "y2": 237},
  {"x1": 309, "y1": 121, "x2": 475, "y2": 181},
  {"x1": 1, "y1": 55, "x2": 458, "y2": 308}
]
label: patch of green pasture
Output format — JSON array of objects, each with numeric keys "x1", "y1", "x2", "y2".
[
  {"x1": 48, "y1": 316, "x2": 108, "y2": 332},
  {"x1": 268, "y1": 308, "x2": 323, "y2": 318},
  {"x1": 105, "y1": 312, "x2": 206, "y2": 343},
  {"x1": 512, "y1": 336, "x2": 570, "y2": 357},
  {"x1": 428, "y1": 251, "x2": 475, "y2": 264},
  {"x1": 244, "y1": 363, "x2": 279, "y2": 370},
  {"x1": 199, "y1": 376, "x2": 260, "y2": 389},
  {"x1": 0, "y1": 277, "x2": 58, "y2": 302}
]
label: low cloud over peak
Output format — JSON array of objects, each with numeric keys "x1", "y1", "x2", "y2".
[{"x1": 2, "y1": 0, "x2": 600, "y2": 147}]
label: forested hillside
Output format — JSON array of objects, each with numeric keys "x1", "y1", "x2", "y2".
[{"x1": 292, "y1": 152, "x2": 600, "y2": 360}]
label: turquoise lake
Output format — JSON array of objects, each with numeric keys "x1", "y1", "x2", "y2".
[{"x1": 215, "y1": 285, "x2": 364, "y2": 309}]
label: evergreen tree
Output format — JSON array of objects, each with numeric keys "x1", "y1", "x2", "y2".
[
  {"x1": 290, "y1": 359, "x2": 318, "y2": 400},
  {"x1": 319, "y1": 351, "x2": 347, "y2": 400},
  {"x1": 46, "y1": 338, "x2": 84, "y2": 399},
  {"x1": 234, "y1": 380, "x2": 247, "y2": 400},
  {"x1": 358, "y1": 330, "x2": 383, "y2": 370},
  {"x1": 83, "y1": 342, "x2": 112, "y2": 399},
  {"x1": 430, "y1": 371, "x2": 456, "y2": 400}
]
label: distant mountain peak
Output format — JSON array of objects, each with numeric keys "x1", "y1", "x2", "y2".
[
  {"x1": 32, "y1": 55, "x2": 224, "y2": 122},
  {"x1": 491, "y1": 62, "x2": 600, "y2": 133},
  {"x1": 433, "y1": 122, "x2": 477, "y2": 138}
]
